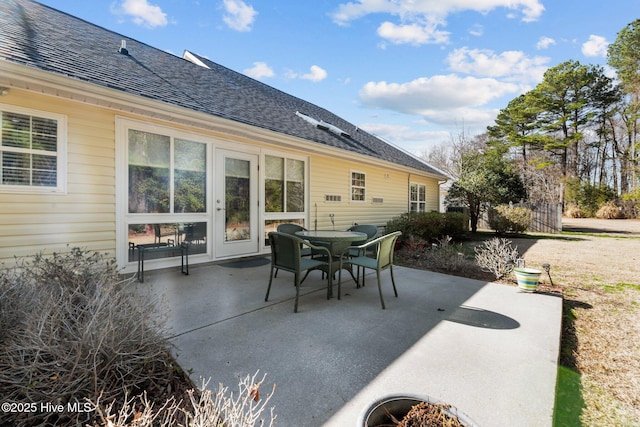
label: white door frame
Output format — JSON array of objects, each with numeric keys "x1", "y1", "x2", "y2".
[{"x1": 214, "y1": 148, "x2": 259, "y2": 258}]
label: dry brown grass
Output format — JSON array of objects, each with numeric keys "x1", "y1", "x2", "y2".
[
  {"x1": 513, "y1": 219, "x2": 640, "y2": 425},
  {"x1": 574, "y1": 288, "x2": 640, "y2": 425},
  {"x1": 396, "y1": 218, "x2": 640, "y2": 426}
]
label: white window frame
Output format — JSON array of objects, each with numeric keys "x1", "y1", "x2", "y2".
[
  {"x1": 0, "y1": 104, "x2": 67, "y2": 194},
  {"x1": 350, "y1": 170, "x2": 366, "y2": 203},
  {"x1": 410, "y1": 182, "x2": 427, "y2": 212},
  {"x1": 261, "y1": 150, "x2": 309, "y2": 248},
  {"x1": 116, "y1": 117, "x2": 212, "y2": 270}
]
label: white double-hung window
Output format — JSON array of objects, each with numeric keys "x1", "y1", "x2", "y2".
[
  {"x1": 350, "y1": 171, "x2": 366, "y2": 202},
  {"x1": 0, "y1": 105, "x2": 66, "y2": 193},
  {"x1": 410, "y1": 183, "x2": 426, "y2": 212}
]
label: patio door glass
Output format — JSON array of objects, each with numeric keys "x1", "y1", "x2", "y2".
[{"x1": 215, "y1": 149, "x2": 258, "y2": 257}]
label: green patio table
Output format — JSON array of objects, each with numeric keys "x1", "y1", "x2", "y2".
[{"x1": 295, "y1": 230, "x2": 367, "y2": 298}]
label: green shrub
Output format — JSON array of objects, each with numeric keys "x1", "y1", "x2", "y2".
[
  {"x1": 386, "y1": 211, "x2": 468, "y2": 242},
  {"x1": 487, "y1": 205, "x2": 533, "y2": 234},
  {"x1": 442, "y1": 211, "x2": 470, "y2": 236},
  {"x1": 621, "y1": 190, "x2": 640, "y2": 218},
  {"x1": 565, "y1": 179, "x2": 616, "y2": 217}
]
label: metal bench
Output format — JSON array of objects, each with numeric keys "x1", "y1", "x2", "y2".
[{"x1": 134, "y1": 242, "x2": 189, "y2": 282}]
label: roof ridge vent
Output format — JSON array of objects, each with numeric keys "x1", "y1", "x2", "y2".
[{"x1": 118, "y1": 40, "x2": 129, "y2": 55}]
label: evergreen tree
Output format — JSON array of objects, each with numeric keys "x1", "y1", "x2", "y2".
[{"x1": 446, "y1": 144, "x2": 526, "y2": 232}]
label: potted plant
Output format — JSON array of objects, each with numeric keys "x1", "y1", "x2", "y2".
[
  {"x1": 359, "y1": 394, "x2": 479, "y2": 426},
  {"x1": 513, "y1": 267, "x2": 542, "y2": 292}
]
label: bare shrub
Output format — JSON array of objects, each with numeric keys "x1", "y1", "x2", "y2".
[
  {"x1": 187, "y1": 373, "x2": 276, "y2": 427},
  {"x1": 404, "y1": 235, "x2": 428, "y2": 258},
  {"x1": 0, "y1": 248, "x2": 178, "y2": 426},
  {"x1": 424, "y1": 236, "x2": 471, "y2": 273},
  {"x1": 596, "y1": 201, "x2": 625, "y2": 219},
  {"x1": 565, "y1": 204, "x2": 586, "y2": 218},
  {"x1": 91, "y1": 391, "x2": 180, "y2": 427},
  {"x1": 89, "y1": 372, "x2": 276, "y2": 427},
  {"x1": 474, "y1": 238, "x2": 520, "y2": 280}
]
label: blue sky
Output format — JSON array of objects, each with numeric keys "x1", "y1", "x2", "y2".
[{"x1": 37, "y1": 0, "x2": 640, "y2": 155}]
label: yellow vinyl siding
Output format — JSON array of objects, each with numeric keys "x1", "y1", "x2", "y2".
[
  {"x1": 425, "y1": 180, "x2": 440, "y2": 210},
  {"x1": 0, "y1": 90, "x2": 116, "y2": 265},
  {"x1": 0, "y1": 88, "x2": 442, "y2": 267},
  {"x1": 309, "y1": 155, "x2": 437, "y2": 230},
  {"x1": 410, "y1": 176, "x2": 440, "y2": 212}
]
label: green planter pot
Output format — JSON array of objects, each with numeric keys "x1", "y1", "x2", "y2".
[{"x1": 514, "y1": 268, "x2": 541, "y2": 292}]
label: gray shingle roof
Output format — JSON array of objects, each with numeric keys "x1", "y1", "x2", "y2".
[{"x1": 0, "y1": 0, "x2": 445, "y2": 177}]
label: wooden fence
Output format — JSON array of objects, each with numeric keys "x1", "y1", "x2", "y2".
[{"x1": 478, "y1": 203, "x2": 563, "y2": 234}]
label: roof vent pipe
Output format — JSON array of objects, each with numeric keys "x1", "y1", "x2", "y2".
[{"x1": 118, "y1": 40, "x2": 129, "y2": 55}]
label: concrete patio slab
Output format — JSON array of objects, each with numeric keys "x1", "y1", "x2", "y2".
[{"x1": 135, "y1": 258, "x2": 562, "y2": 427}]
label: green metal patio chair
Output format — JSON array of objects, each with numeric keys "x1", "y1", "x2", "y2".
[
  {"x1": 339, "y1": 231, "x2": 402, "y2": 309},
  {"x1": 266, "y1": 231, "x2": 332, "y2": 313}
]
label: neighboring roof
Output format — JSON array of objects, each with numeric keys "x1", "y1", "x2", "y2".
[{"x1": 0, "y1": 0, "x2": 446, "y2": 177}]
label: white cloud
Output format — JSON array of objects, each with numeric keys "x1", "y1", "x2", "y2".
[
  {"x1": 359, "y1": 74, "x2": 517, "y2": 116},
  {"x1": 582, "y1": 35, "x2": 609, "y2": 57},
  {"x1": 536, "y1": 36, "x2": 556, "y2": 50},
  {"x1": 332, "y1": 0, "x2": 545, "y2": 24},
  {"x1": 377, "y1": 19, "x2": 449, "y2": 45},
  {"x1": 446, "y1": 47, "x2": 550, "y2": 84},
  {"x1": 303, "y1": 65, "x2": 328, "y2": 82},
  {"x1": 360, "y1": 123, "x2": 449, "y2": 142},
  {"x1": 468, "y1": 24, "x2": 484, "y2": 37},
  {"x1": 357, "y1": 74, "x2": 513, "y2": 131},
  {"x1": 222, "y1": 0, "x2": 257, "y2": 32},
  {"x1": 243, "y1": 62, "x2": 274, "y2": 79},
  {"x1": 359, "y1": 123, "x2": 411, "y2": 139},
  {"x1": 357, "y1": 123, "x2": 452, "y2": 155},
  {"x1": 112, "y1": 0, "x2": 168, "y2": 28},
  {"x1": 419, "y1": 106, "x2": 499, "y2": 127},
  {"x1": 287, "y1": 65, "x2": 328, "y2": 82}
]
